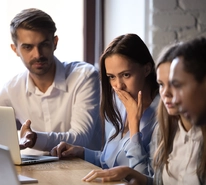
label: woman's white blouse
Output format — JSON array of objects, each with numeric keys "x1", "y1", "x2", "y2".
[{"x1": 162, "y1": 121, "x2": 202, "y2": 185}]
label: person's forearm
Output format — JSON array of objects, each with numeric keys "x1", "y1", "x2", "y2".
[
  {"x1": 75, "y1": 145, "x2": 85, "y2": 159},
  {"x1": 84, "y1": 148, "x2": 102, "y2": 167},
  {"x1": 125, "y1": 133, "x2": 150, "y2": 176}
]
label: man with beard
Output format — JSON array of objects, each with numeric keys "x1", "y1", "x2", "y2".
[{"x1": 0, "y1": 8, "x2": 101, "y2": 154}]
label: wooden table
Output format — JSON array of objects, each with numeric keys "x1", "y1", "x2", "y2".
[{"x1": 15, "y1": 158, "x2": 127, "y2": 185}]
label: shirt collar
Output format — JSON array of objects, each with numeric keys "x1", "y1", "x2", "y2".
[
  {"x1": 141, "y1": 94, "x2": 160, "y2": 121},
  {"x1": 178, "y1": 120, "x2": 202, "y2": 143},
  {"x1": 26, "y1": 57, "x2": 67, "y2": 94},
  {"x1": 52, "y1": 57, "x2": 67, "y2": 92}
]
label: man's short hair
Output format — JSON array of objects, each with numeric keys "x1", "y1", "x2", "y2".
[{"x1": 10, "y1": 8, "x2": 57, "y2": 45}]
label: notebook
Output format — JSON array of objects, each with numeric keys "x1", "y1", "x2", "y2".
[
  {"x1": 0, "y1": 144, "x2": 38, "y2": 185},
  {"x1": 0, "y1": 106, "x2": 59, "y2": 165}
]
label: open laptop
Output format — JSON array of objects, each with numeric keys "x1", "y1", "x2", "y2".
[
  {"x1": 0, "y1": 106, "x2": 59, "y2": 165},
  {"x1": 0, "y1": 144, "x2": 38, "y2": 184}
]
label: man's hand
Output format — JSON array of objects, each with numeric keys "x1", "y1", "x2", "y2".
[
  {"x1": 19, "y1": 120, "x2": 37, "y2": 150},
  {"x1": 50, "y1": 141, "x2": 84, "y2": 159}
]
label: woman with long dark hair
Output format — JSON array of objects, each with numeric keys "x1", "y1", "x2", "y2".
[{"x1": 51, "y1": 34, "x2": 159, "y2": 177}]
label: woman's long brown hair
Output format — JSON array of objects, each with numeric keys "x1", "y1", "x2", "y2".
[{"x1": 99, "y1": 33, "x2": 159, "y2": 141}]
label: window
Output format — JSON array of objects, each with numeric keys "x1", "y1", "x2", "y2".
[
  {"x1": 0, "y1": 0, "x2": 83, "y2": 88},
  {"x1": 104, "y1": 0, "x2": 145, "y2": 47}
]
